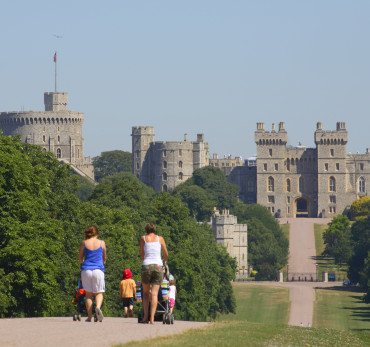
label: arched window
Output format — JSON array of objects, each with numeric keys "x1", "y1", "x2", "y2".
[
  {"x1": 56, "y1": 148, "x2": 61, "y2": 159},
  {"x1": 162, "y1": 184, "x2": 167, "y2": 192},
  {"x1": 179, "y1": 161, "x2": 183, "y2": 168},
  {"x1": 286, "y1": 179, "x2": 291, "y2": 192},
  {"x1": 268, "y1": 176, "x2": 274, "y2": 192},
  {"x1": 329, "y1": 176, "x2": 336, "y2": 192},
  {"x1": 42, "y1": 148, "x2": 47, "y2": 152},
  {"x1": 179, "y1": 172, "x2": 183, "y2": 180},
  {"x1": 358, "y1": 177, "x2": 365, "y2": 193},
  {"x1": 58, "y1": 135, "x2": 60, "y2": 143},
  {"x1": 286, "y1": 160, "x2": 290, "y2": 171},
  {"x1": 299, "y1": 177, "x2": 304, "y2": 192},
  {"x1": 162, "y1": 172, "x2": 167, "y2": 181},
  {"x1": 163, "y1": 161, "x2": 167, "y2": 169}
]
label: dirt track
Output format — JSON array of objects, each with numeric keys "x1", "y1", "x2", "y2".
[{"x1": 0, "y1": 317, "x2": 209, "y2": 347}]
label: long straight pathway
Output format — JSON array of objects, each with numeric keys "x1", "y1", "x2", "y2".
[{"x1": 279, "y1": 217, "x2": 332, "y2": 326}]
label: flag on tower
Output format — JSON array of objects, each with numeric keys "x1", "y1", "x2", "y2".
[{"x1": 54, "y1": 52, "x2": 57, "y2": 62}]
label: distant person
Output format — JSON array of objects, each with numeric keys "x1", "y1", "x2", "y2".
[
  {"x1": 307, "y1": 322, "x2": 311, "y2": 327},
  {"x1": 168, "y1": 274, "x2": 177, "y2": 316},
  {"x1": 140, "y1": 222, "x2": 168, "y2": 324},
  {"x1": 300, "y1": 322, "x2": 303, "y2": 327},
  {"x1": 120, "y1": 269, "x2": 136, "y2": 317},
  {"x1": 79, "y1": 225, "x2": 106, "y2": 322}
]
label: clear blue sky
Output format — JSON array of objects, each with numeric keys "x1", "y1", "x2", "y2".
[{"x1": 1, "y1": 1, "x2": 369, "y2": 159}]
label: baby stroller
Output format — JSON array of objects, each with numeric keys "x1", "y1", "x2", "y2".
[
  {"x1": 137, "y1": 264, "x2": 174, "y2": 325},
  {"x1": 72, "y1": 279, "x2": 99, "y2": 322}
]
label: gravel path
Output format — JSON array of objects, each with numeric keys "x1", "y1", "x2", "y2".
[{"x1": 0, "y1": 317, "x2": 209, "y2": 347}]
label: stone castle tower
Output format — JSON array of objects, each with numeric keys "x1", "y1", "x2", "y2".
[
  {"x1": 0, "y1": 92, "x2": 94, "y2": 181},
  {"x1": 132, "y1": 126, "x2": 209, "y2": 191},
  {"x1": 252, "y1": 121, "x2": 370, "y2": 218},
  {"x1": 211, "y1": 209, "x2": 248, "y2": 279}
]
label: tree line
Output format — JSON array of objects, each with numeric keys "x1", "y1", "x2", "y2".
[{"x1": 323, "y1": 196, "x2": 370, "y2": 302}]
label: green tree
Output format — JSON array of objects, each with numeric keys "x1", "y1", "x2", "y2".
[
  {"x1": 349, "y1": 196, "x2": 370, "y2": 221},
  {"x1": 92, "y1": 150, "x2": 132, "y2": 182},
  {"x1": 231, "y1": 202, "x2": 289, "y2": 280},
  {"x1": 323, "y1": 215, "x2": 352, "y2": 264},
  {"x1": 348, "y1": 216, "x2": 370, "y2": 289},
  {"x1": 173, "y1": 184, "x2": 215, "y2": 221}
]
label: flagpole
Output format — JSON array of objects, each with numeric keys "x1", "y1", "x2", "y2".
[{"x1": 54, "y1": 51, "x2": 57, "y2": 92}]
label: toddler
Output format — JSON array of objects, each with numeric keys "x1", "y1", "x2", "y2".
[{"x1": 119, "y1": 269, "x2": 136, "y2": 317}]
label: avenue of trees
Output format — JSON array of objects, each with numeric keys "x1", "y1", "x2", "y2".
[
  {"x1": 0, "y1": 136, "x2": 236, "y2": 319},
  {"x1": 323, "y1": 197, "x2": 370, "y2": 302}
]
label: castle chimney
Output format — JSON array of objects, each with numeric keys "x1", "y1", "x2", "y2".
[
  {"x1": 336, "y1": 122, "x2": 346, "y2": 130},
  {"x1": 278, "y1": 122, "x2": 285, "y2": 131},
  {"x1": 317, "y1": 122, "x2": 322, "y2": 130},
  {"x1": 184, "y1": 133, "x2": 188, "y2": 141},
  {"x1": 272, "y1": 123, "x2": 276, "y2": 132},
  {"x1": 197, "y1": 133, "x2": 204, "y2": 142},
  {"x1": 257, "y1": 122, "x2": 265, "y2": 131}
]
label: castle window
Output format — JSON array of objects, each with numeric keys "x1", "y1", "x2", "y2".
[
  {"x1": 286, "y1": 179, "x2": 291, "y2": 192},
  {"x1": 287, "y1": 196, "x2": 290, "y2": 203},
  {"x1": 329, "y1": 176, "x2": 336, "y2": 192},
  {"x1": 163, "y1": 150, "x2": 167, "y2": 157},
  {"x1": 56, "y1": 148, "x2": 61, "y2": 159},
  {"x1": 299, "y1": 177, "x2": 304, "y2": 193},
  {"x1": 162, "y1": 184, "x2": 167, "y2": 192},
  {"x1": 359, "y1": 163, "x2": 364, "y2": 170},
  {"x1": 268, "y1": 196, "x2": 275, "y2": 203},
  {"x1": 358, "y1": 177, "x2": 365, "y2": 193},
  {"x1": 269, "y1": 149, "x2": 272, "y2": 156},
  {"x1": 42, "y1": 148, "x2": 47, "y2": 152},
  {"x1": 271, "y1": 207, "x2": 275, "y2": 213},
  {"x1": 329, "y1": 195, "x2": 336, "y2": 203},
  {"x1": 136, "y1": 162, "x2": 140, "y2": 170},
  {"x1": 179, "y1": 161, "x2": 183, "y2": 168},
  {"x1": 330, "y1": 149, "x2": 334, "y2": 157},
  {"x1": 179, "y1": 172, "x2": 183, "y2": 180},
  {"x1": 58, "y1": 135, "x2": 60, "y2": 143},
  {"x1": 163, "y1": 161, "x2": 167, "y2": 169},
  {"x1": 325, "y1": 163, "x2": 328, "y2": 171},
  {"x1": 291, "y1": 158, "x2": 294, "y2": 166},
  {"x1": 43, "y1": 135, "x2": 46, "y2": 142},
  {"x1": 179, "y1": 149, "x2": 182, "y2": 156},
  {"x1": 336, "y1": 163, "x2": 339, "y2": 171},
  {"x1": 286, "y1": 160, "x2": 290, "y2": 171},
  {"x1": 274, "y1": 163, "x2": 278, "y2": 171},
  {"x1": 162, "y1": 172, "x2": 167, "y2": 181},
  {"x1": 263, "y1": 163, "x2": 267, "y2": 171},
  {"x1": 268, "y1": 176, "x2": 274, "y2": 192}
]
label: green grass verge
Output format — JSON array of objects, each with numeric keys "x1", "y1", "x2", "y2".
[
  {"x1": 280, "y1": 223, "x2": 290, "y2": 280},
  {"x1": 314, "y1": 286, "x2": 370, "y2": 331},
  {"x1": 217, "y1": 283, "x2": 290, "y2": 324},
  {"x1": 314, "y1": 223, "x2": 348, "y2": 281},
  {"x1": 119, "y1": 321, "x2": 370, "y2": 347}
]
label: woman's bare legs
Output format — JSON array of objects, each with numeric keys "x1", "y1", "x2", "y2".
[
  {"x1": 94, "y1": 292, "x2": 103, "y2": 309},
  {"x1": 142, "y1": 283, "x2": 151, "y2": 322},
  {"x1": 85, "y1": 291, "x2": 93, "y2": 321},
  {"x1": 149, "y1": 284, "x2": 160, "y2": 324}
]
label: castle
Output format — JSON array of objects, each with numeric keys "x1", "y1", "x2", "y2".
[
  {"x1": 135, "y1": 122, "x2": 370, "y2": 218},
  {"x1": 0, "y1": 92, "x2": 94, "y2": 181},
  {"x1": 131, "y1": 126, "x2": 209, "y2": 191},
  {"x1": 211, "y1": 209, "x2": 248, "y2": 279}
]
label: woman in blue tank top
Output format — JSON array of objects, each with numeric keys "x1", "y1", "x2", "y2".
[{"x1": 79, "y1": 225, "x2": 106, "y2": 322}]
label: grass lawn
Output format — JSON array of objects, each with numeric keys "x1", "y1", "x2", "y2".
[
  {"x1": 120, "y1": 321, "x2": 370, "y2": 347},
  {"x1": 314, "y1": 223, "x2": 348, "y2": 282},
  {"x1": 118, "y1": 283, "x2": 370, "y2": 347},
  {"x1": 217, "y1": 283, "x2": 290, "y2": 324},
  {"x1": 314, "y1": 286, "x2": 370, "y2": 331}
]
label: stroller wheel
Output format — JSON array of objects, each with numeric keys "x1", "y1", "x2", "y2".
[
  {"x1": 77, "y1": 315, "x2": 81, "y2": 321},
  {"x1": 73, "y1": 314, "x2": 77, "y2": 321},
  {"x1": 163, "y1": 313, "x2": 167, "y2": 324},
  {"x1": 170, "y1": 314, "x2": 174, "y2": 324}
]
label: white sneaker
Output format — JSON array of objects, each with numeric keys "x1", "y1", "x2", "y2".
[{"x1": 95, "y1": 307, "x2": 104, "y2": 322}]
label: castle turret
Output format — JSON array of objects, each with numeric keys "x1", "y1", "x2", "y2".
[{"x1": 131, "y1": 126, "x2": 154, "y2": 184}]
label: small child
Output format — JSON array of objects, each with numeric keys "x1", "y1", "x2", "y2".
[
  {"x1": 168, "y1": 274, "x2": 177, "y2": 315},
  {"x1": 119, "y1": 269, "x2": 136, "y2": 318}
]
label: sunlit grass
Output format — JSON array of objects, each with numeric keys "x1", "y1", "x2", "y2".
[
  {"x1": 314, "y1": 286, "x2": 370, "y2": 331},
  {"x1": 217, "y1": 283, "x2": 289, "y2": 324}
]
